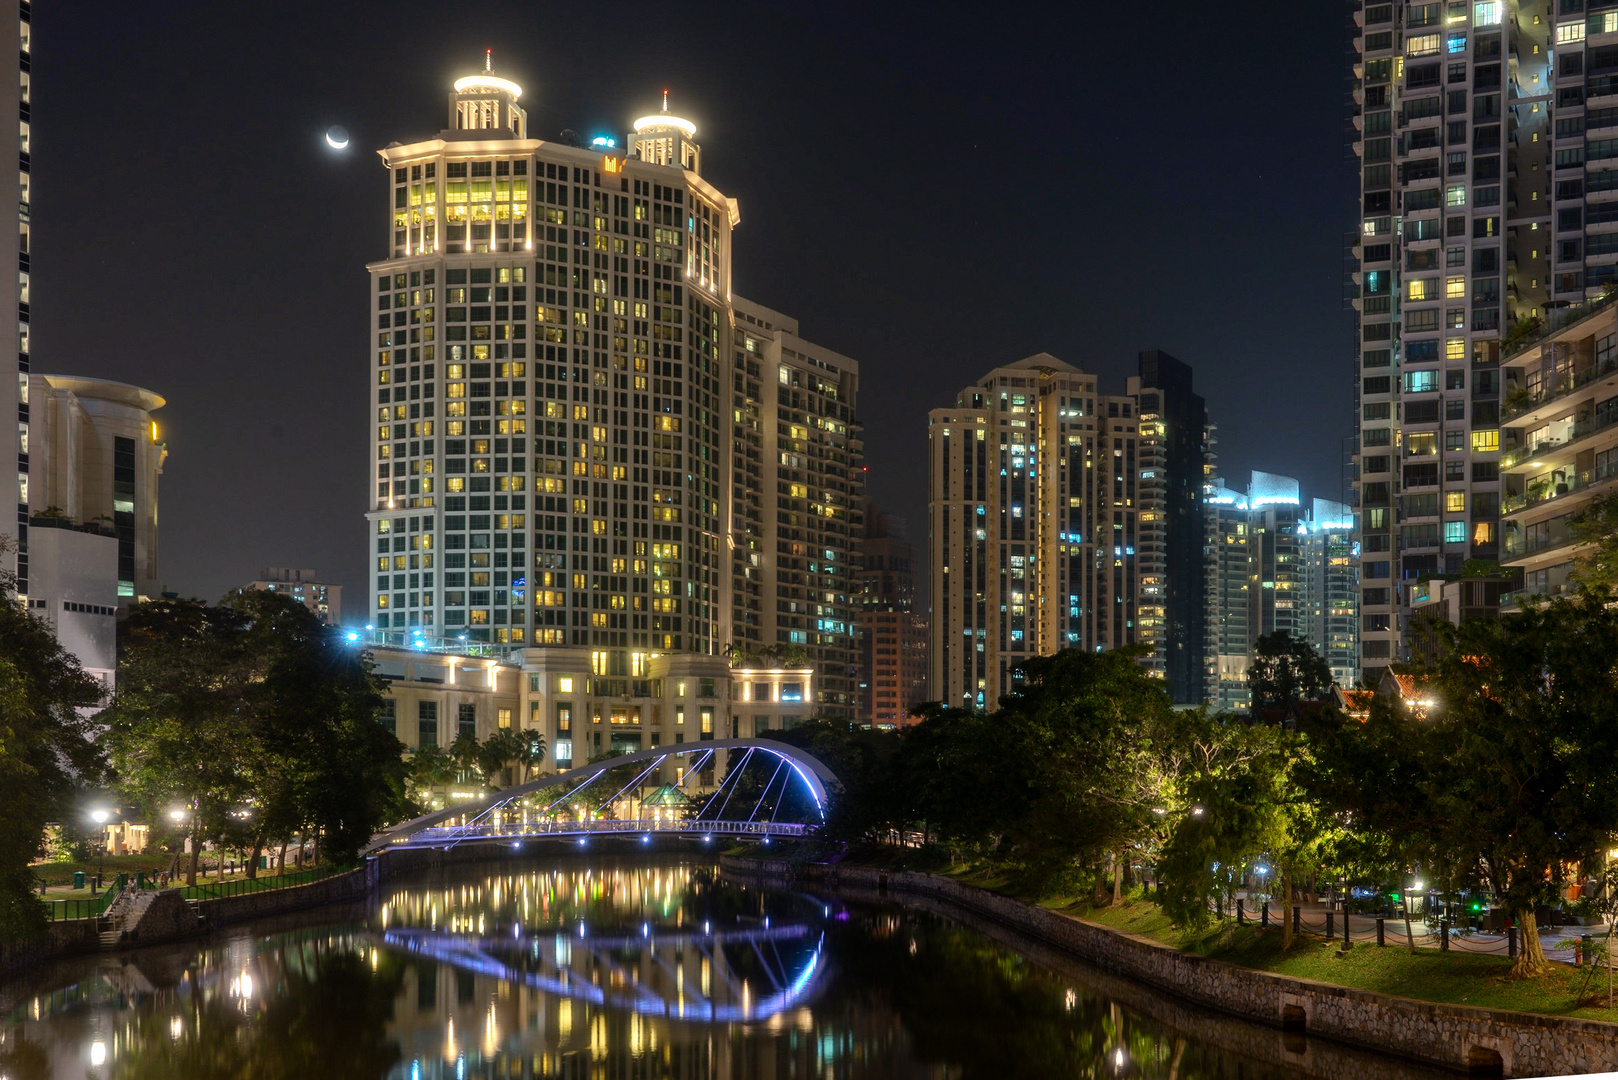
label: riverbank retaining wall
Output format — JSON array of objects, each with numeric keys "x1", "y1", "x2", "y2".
[{"x1": 720, "y1": 856, "x2": 1618, "y2": 1078}]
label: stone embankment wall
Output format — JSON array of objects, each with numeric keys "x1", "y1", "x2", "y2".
[
  {"x1": 0, "y1": 921, "x2": 97, "y2": 976},
  {"x1": 722, "y1": 857, "x2": 1618, "y2": 1078}
]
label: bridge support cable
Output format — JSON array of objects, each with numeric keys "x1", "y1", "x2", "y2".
[
  {"x1": 703, "y1": 748, "x2": 756, "y2": 823},
  {"x1": 597, "y1": 755, "x2": 669, "y2": 813},
  {"x1": 539, "y1": 768, "x2": 607, "y2": 815},
  {"x1": 747, "y1": 758, "x2": 789, "y2": 824},
  {"x1": 672, "y1": 749, "x2": 715, "y2": 792}
]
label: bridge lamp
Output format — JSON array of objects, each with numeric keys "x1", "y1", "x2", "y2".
[
  {"x1": 763, "y1": 837, "x2": 771, "y2": 846},
  {"x1": 641, "y1": 834, "x2": 651, "y2": 844},
  {"x1": 703, "y1": 835, "x2": 712, "y2": 843}
]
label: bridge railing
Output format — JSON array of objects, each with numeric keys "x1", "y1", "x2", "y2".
[{"x1": 401, "y1": 818, "x2": 810, "y2": 845}]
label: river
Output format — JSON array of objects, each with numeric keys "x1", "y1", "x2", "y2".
[{"x1": 0, "y1": 855, "x2": 1451, "y2": 1078}]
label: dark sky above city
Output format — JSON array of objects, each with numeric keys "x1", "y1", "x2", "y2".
[{"x1": 33, "y1": 0, "x2": 1358, "y2": 611}]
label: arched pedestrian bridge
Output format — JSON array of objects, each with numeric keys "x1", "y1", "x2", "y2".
[{"x1": 363, "y1": 738, "x2": 838, "y2": 855}]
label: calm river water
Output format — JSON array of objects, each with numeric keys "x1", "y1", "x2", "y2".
[{"x1": 0, "y1": 855, "x2": 1449, "y2": 1079}]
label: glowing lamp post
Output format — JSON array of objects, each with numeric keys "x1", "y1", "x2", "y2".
[{"x1": 89, "y1": 809, "x2": 110, "y2": 889}]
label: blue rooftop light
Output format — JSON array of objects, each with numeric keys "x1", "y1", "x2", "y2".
[{"x1": 590, "y1": 136, "x2": 616, "y2": 148}]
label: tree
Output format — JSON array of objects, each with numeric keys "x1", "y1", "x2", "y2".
[
  {"x1": 976, "y1": 647, "x2": 1180, "y2": 894},
  {"x1": 1306, "y1": 595, "x2": 1618, "y2": 977},
  {"x1": 1246, "y1": 631, "x2": 1334, "y2": 712},
  {"x1": 101, "y1": 599, "x2": 260, "y2": 886},
  {"x1": 1569, "y1": 491, "x2": 1618, "y2": 593},
  {"x1": 0, "y1": 568, "x2": 105, "y2": 942},
  {"x1": 104, "y1": 593, "x2": 411, "y2": 875},
  {"x1": 478, "y1": 728, "x2": 547, "y2": 789}
]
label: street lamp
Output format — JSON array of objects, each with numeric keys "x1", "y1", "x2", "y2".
[
  {"x1": 170, "y1": 807, "x2": 195, "y2": 886},
  {"x1": 89, "y1": 809, "x2": 110, "y2": 889}
]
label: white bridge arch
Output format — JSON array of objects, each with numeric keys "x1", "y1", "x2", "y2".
[{"x1": 363, "y1": 738, "x2": 839, "y2": 855}]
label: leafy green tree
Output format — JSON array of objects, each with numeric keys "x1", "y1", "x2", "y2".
[
  {"x1": 478, "y1": 727, "x2": 547, "y2": 788},
  {"x1": 1307, "y1": 594, "x2": 1618, "y2": 976},
  {"x1": 1570, "y1": 491, "x2": 1618, "y2": 593},
  {"x1": 104, "y1": 593, "x2": 410, "y2": 874},
  {"x1": 407, "y1": 742, "x2": 458, "y2": 802},
  {"x1": 980, "y1": 647, "x2": 1179, "y2": 894},
  {"x1": 1157, "y1": 718, "x2": 1331, "y2": 945},
  {"x1": 0, "y1": 570, "x2": 105, "y2": 941},
  {"x1": 1247, "y1": 631, "x2": 1334, "y2": 711},
  {"x1": 101, "y1": 599, "x2": 260, "y2": 885}
]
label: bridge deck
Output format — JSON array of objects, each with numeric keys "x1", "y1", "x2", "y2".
[{"x1": 384, "y1": 818, "x2": 809, "y2": 848}]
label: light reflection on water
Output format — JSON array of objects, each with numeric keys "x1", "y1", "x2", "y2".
[{"x1": 0, "y1": 856, "x2": 1434, "y2": 1079}]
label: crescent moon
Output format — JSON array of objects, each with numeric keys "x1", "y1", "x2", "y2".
[{"x1": 325, "y1": 130, "x2": 349, "y2": 150}]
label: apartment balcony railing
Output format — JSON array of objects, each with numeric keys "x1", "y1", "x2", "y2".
[
  {"x1": 1503, "y1": 349, "x2": 1618, "y2": 422},
  {"x1": 1502, "y1": 460, "x2": 1618, "y2": 515},
  {"x1": 1504, "y1": 520, "x2": 1573, "y2": 558},
  {"x1": 1500, "y1": 437, "x2": 1568, "y2": 470},
  {"x1": 1502, "y1": 282, "x2": 1618, "y2": 361}
]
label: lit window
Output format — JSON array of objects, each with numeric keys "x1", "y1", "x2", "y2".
[
  {"x1": 1446, "y1": 185, "x2": 1466, "y2": 207},
  {"x1": 1444, "y1": 520, "x2": 1467, "y2": 544},
  {"x1": 1471, "y1": 429, "x2": 1500, "y2": 452},
  {"x1": 1556, "y1": 22, "x2": 1586, "y2": 44},
  {"x1": 1405, "y1": 370, "x2": 1438, "y2": 393},
  {"x1": 1473, "y1": 522, "x2": 1496, "y2": 545},
  {"x1": 1406, "y1": 33, "x2": 1441, "y2": 55},
  {"x1": 1445, "y1": 338, "x2": 1466, "y2": 360},
  {"x1": 1445, "y1": 491, "x2": 1466, "y2": 512},
  {"x1": 1408, "y1": 278, "x2": 1436, "y2": 300},
  {"x1": 558, "y1": 676, "x2": 573, "y2": 692},
  {"x1": 1445, "y1": 276, "x2": 1465, "y2": 298},
  {"x1": 1446, "y1": 34, "x2": 1467, "y2": 53},
  {"x1": 1606, "y1": 12, "x2": 1618, "y2": 33},
  {"x1": 1473, "y1": 2, "x2": 1501, "y2": 26}
]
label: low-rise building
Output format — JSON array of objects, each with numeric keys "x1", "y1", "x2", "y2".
[
  {"x1": 245, "y1": 567, "x2": 342, "y2": 623},
  {"x1": 367, "y1": 635, "x2": 810, "y2": 795}
]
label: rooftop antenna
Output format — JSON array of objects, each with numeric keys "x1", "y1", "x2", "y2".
[
  {"x1": 663, "y1": 88, "x2": 669, "y2": 112},
  {"x1": 485, "y1": 49, "x2": 493, "y2": 73}
]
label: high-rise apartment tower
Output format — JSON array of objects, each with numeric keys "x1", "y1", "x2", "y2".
[
  {"x1": 928, "y1": 355, "x2": 1148, "y2": 710},
  {"x1": 1353, "y1": 0, "x2": 1551, "y2": 680},
  {"x1": 367, "y1": 67, "x2": 736, "y2": 671}
]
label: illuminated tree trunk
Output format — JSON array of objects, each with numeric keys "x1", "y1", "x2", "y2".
[
  {"x1": 1113, "y1": 850, "x2": 1123, "y2": 903},
  {"x1": 1513, "y1": 908, "x2": 1553, "y2": 977},
  {"x1": 1280, "y1": 867, "x2": 1294, "y2": 949}
]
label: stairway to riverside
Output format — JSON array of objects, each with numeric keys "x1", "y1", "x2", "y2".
[{"x1": 95, "y1": 889, "x2": 195, "y2": 950}]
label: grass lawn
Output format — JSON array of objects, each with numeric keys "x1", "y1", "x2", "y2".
[{"x1": 1038, "y1": 885, "x2": 1618, "y2": 1024}]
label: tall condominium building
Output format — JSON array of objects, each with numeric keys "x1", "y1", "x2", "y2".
[
  {"x1": 1129, "y1": 350, "x2": 1211, "y2": 705},
  {"x1": 3, "y1": 2, "x2": 28, "y2": 593},
  {"x1": 928, "y1": 354, "x2": 1149, "y2": 710},
  {"x1": 1205, "y1": 474, "x2": 1360, "y2": 712},
  {"x1": 367, "y1": 66, "x2": 734, "y2": 670},
  {"x1": 856, "y1": 502, "x2": 927, "y2": 726},
  {"x1": 244, "y1": 567, "x2": 342, "y2": 624},
  {"x1": 1206, "y1": 482, "x2": 1253, "y2": 712},
  {"x1": 1498, "y1": 292, "x2": 1618, "y2": 601},
  {"x1": 1353, "y1": 0, "x2": 1547, "y2": 681},
  {"x1": 727, "y1": 297, "x2": 862, "y2": 719},
  {"x1": 364, "y1": 62, "x2": 866, "y2": 769},
  {"x1": 1301, "y1": 499, "x2": 1360, "y2": 689}
]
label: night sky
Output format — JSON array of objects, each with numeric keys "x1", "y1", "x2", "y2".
[{"x1": 32, "y1": 1, "x2": 1358, "y2": 612}]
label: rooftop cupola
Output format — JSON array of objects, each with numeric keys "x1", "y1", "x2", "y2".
[
  {"x1": 448, "y1": 51, "x2": 526, "y2": 139},
  {"x1": 632, "y1": 91, "x2": 700, "y2": 174}
]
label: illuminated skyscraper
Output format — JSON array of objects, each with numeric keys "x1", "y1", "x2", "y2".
[
  {"x1": 367, "y1": 67, "x2": 735, "y2": 668},
  {"x1": 927, "y1": 355, "x2": 1150, "y2": 710},
  {"x1": 1353, "y1": 0, "x2": 1550, "y2": 680},
  {"x1": 364, "y1": 62, "x2": 866, "y2": 750}
]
